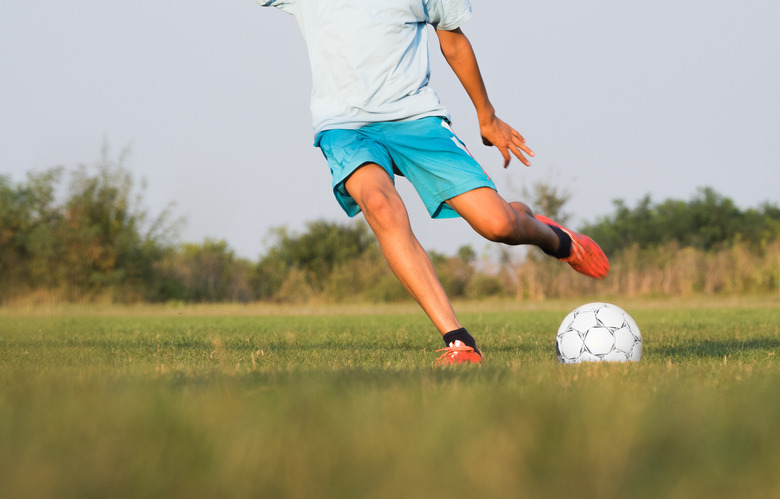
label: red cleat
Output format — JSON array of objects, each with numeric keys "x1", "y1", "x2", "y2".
[
  {"x1": 536, "y1": 214, "x2": 610, "y2": 279},
  {"x1": 435, "y1": 340, "x2": 484, "y2": 366}
]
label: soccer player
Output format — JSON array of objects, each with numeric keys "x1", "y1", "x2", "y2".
[{"x1": 256, "y1": 0, "x2": 609, "y2": 365}]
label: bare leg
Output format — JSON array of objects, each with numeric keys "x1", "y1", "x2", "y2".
[
  {"x1": 446, "y1": 187, "x2": 560, "y2": 249},
  {"x1": 344, "y1": 164, "x2": 460, "y2": 334},
  {"x1": 449, "y1": 187, "x2": 610, "y2": 279}
]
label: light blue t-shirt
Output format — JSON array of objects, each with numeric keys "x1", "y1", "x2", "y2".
[{"x1": 257, "y1": 0, "x2": 472, "y2": 139}]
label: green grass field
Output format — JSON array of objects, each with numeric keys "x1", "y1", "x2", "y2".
[{"x1": 1, "y1": 297, "x2": 779, "y2": 499}]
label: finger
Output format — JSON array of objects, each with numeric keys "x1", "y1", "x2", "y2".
[
  {"x1": 514, "y1": 136, "x2": 534, "y2": 158},
  {"x1": 509, "y1": 143, "x2": 532, "y2": 167},
  {"x1": 499, "y1": 147, "x2": 511, "y2": 168}
]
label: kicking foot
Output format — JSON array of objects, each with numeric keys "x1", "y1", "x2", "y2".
[
  {"x1": 536, "y1": 214, "x2": 610, "y2": 279},
  {"x1": 435, "y1": 340, "x2": 484, "y2": 366}
]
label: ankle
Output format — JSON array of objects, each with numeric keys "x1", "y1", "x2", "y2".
[
  {"x1": 442, "y1": 328, "x2": 477, "y2": 349},
  {"x1": 542, "y1": 225, "x2": 572, "y2": 259}
]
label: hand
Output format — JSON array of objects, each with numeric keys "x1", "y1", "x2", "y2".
[{"x1": 479, "y1": 115, "x2": 534, "y2": 168}]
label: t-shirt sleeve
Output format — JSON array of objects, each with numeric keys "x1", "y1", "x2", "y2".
[{"x1": 425, "y1": 0, "x2": 472, "y2": 30}]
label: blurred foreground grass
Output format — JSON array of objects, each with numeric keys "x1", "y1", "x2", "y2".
[{"x1": 1, "y1": 297, "x2": 779, "y2": 498}]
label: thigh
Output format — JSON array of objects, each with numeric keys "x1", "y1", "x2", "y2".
[
  {"x1": 447, "y1": 188, "x2": 545, "y2": 244},
  {"x1": 343, "y1": 162, "x2": 398, "y2": 209},
  {"x1": 446, "y1": 187, "x2": 517, "y2": 233},
  {"x1": 344, "y1": 163, "x2": 414, "y2": 236},
  {"x1": 317, "y1": 128, "x2": 395, "y2": 217}
]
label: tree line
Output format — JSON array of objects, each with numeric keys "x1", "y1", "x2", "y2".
[{"x1": 1, "y1": 152, "x2": 779, "y2": 305}]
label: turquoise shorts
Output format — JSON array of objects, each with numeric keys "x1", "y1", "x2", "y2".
[{"x1": 315, "y1": 116, "x2": 496, "y2": 219}]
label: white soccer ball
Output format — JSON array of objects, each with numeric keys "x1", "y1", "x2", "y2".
[{"x1": 555, "y1": 302, "x2": 642, "y2": 364}]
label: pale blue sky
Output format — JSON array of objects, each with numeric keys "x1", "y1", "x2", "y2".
[{"x1": 2, "y1": 0, "x2": 778, "y2": 259}]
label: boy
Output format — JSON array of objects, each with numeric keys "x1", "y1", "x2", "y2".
[{"x1": 256, "y1": 0, "x2": 609, "y2": 365}]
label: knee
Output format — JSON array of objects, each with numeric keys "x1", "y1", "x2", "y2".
[
  {"x1": 480, "y1": 211, "x2": 521, "y2": 243},
  {"x1": 359, "y1": 189, "x2": 405, "y2": 228},
  {"x1": 479, "y1": 204, "x2": 540, "y2": 243},
  {"x1": 509, "y1": 201, "x2": 534, "y2": 217}
]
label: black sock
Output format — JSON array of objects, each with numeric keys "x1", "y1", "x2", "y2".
[
  {"x1": 542, "y1": 225, "x2": 572, "y2": 259},
  {"x1": 442, "y1": 328, "x2": 477, "y2": 350}
]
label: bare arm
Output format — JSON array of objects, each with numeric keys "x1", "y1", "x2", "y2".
[{"x1": 436, "y1": 27, "x2": 534, "y2": 167}]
